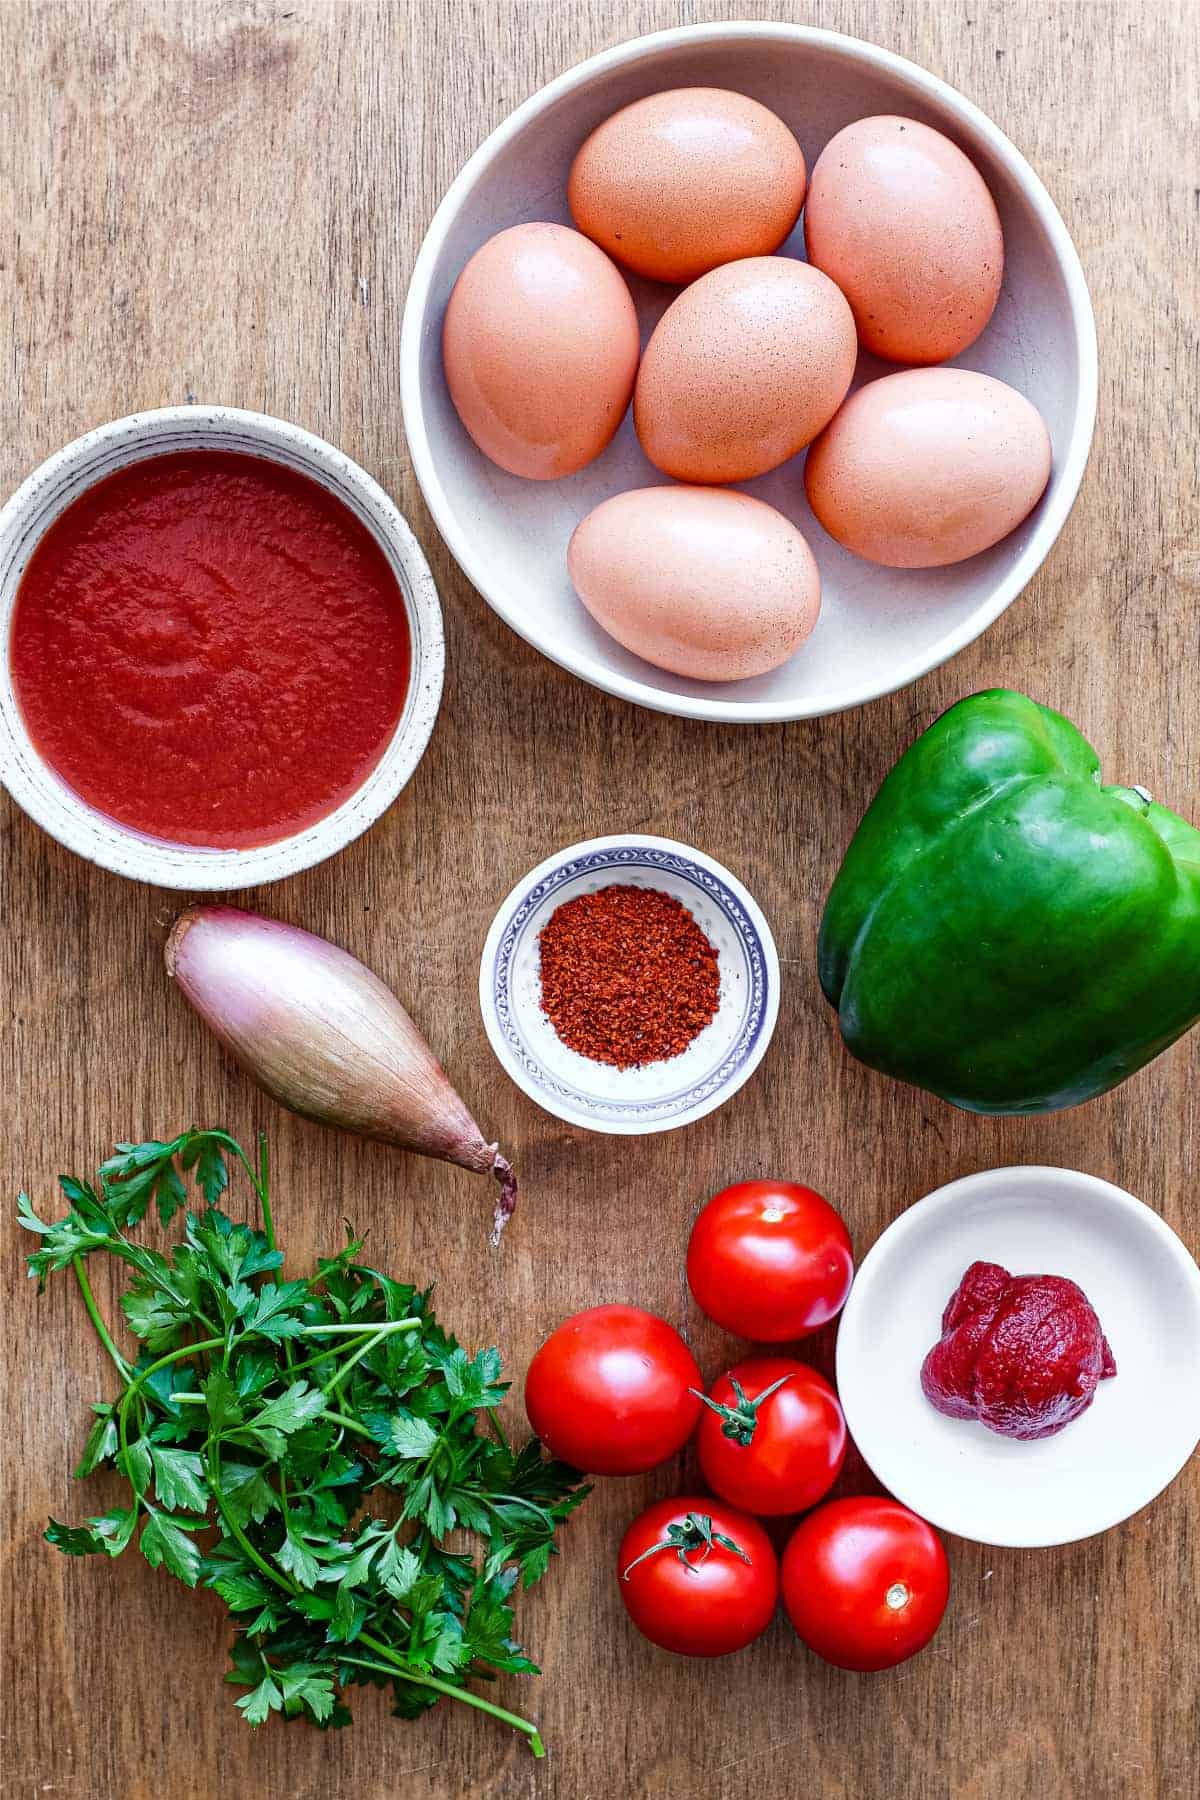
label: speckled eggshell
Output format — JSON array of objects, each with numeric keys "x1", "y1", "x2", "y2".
[
  {"x1": 804, "y1": 367, "x2": 1052, "y2": 568},
  {"x1": 634, "y1": 258, "x2": 857, "y2": 483},
  {"x1": 567, "y1": 87, "x2": 807, "y2": 285},
  {"x1": 805, "y1": 115, "x2": 1004, "y2": 365},
  {"x1": 567, "y1": 485, "x2": 821, "y2": 681},
  {"x1": 442, "y1": 222, "x2": 639, "y2": 480}
]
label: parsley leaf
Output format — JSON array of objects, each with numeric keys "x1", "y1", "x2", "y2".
[
  {"x1": 140, "y1": 1510, "x2": 205, "y2": 1586},
  {"x1": 149, "y1": 1445, "x2": 208, "y2": 1513},
  {"x1": 21, "y1": 1129, "x2": 586, "y2": 1760}
]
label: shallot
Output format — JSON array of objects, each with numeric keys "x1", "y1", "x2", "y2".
[{"x1": 165, "y1": 906, "x2": 517, "y2": 1241}]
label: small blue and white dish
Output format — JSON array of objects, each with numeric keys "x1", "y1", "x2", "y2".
[{"x1": 479, "y1": 834, "x2": 780, "y2": 1134}]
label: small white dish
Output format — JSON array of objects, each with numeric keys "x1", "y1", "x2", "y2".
[
  {"x1": 401, "y1": 22, "x2": 1097, "y2": 723},
  {"x1": 836, "y1": 1166, "x2": 1200, "y2": 1548},
  {"x1": 0, "y1": 406, "x2": 444, "y2": 889},
  {"x1": 478, "y1": 833, "x2": 780, "y2": 1134}
]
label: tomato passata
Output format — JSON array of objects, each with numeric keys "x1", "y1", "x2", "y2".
[
  {"x1": 618, "y1": 1498, "x2": 779, "y2": 1657},
  {"x1": 524, "y1": 1304, "x2": 701, "y2": 1475},
  {"x1": 687, "y1": 1180, "x2": 853, "y2": 1340},
  {"x1": 782, "y1": 1497, "x2": 949, "y2": 1670},
  {"x1": 697, "y1": 1356, "x2": 846, "y2": 1516}
]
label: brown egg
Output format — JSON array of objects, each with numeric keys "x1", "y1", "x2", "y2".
[
  {"x1": 805, "y1": 116, "x2": 1004, "y2": 365},
  {"x1": 442, "y1": 223, "x2": 639, "y2": 480},
  {"x1": 568, "y1": 87, "x2": 807, "y2": 285},
  {"x1": 568, "y1": 485, "x2": 821, "y2": 682},
  {"x1": 634, "y1": 258, "x2": 857, "y2": 484},
  {"x1": 804, "y1": 367, "x2": 1052, "y2": 568}
]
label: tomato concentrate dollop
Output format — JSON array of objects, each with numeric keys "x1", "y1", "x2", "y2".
[
  {"x1": 921, "y1": 1260, "x2": 1116, "y2": 1441},
  {"x1": 9, "y1": 450, "x2": 411, "y2": 848}
]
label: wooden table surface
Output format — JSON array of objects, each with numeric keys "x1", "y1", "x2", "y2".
[{"x1": 3, "y1": 3, "x2": 1198, "y2": 1796}]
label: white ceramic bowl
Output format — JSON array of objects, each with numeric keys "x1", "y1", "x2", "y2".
[
  {"x1": 836, "y1": 1167, "x2": 1200, "y2": 1547},
  {"x1": 0, "y1": 406, "x2": 444, "y2": 888},
  {"x1": 401, "y1": 23, "x2": 1097, "y2": 723},
  {"x1": 479, "y1": 834, "x2": 779, "y2": 1133}
]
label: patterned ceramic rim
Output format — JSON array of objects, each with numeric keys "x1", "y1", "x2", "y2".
[
  {"x1": 479, "y1": 834, "x2": 781, "y2": 1135},
  {"x1": 0, "y1": 406, "x2": 445, "y2": 889}
]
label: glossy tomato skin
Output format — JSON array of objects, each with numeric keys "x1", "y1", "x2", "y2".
[
  {"x1": 782, "y1": 1497, "x2": 950, "y2": 1671},
  {"x1": 618, "y1": 1497, "x2": 779, "y2": 1657},
  {"x1": 524, "y1": 1305, "x2": 702, "y2": 1475},
  {"x1": 698, "y1": 1356, "x2": 846, "y2": 1516},
  {"x1": 687, "y1": 1180, "x2": 854, "y2": 1340}
]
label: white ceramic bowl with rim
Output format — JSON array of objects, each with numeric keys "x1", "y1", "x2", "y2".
[
  {"x1": 0, "y1": 406, "x2": 444, "y2": 889},
  {"x1": 400, "y1": 22, "x2": 1098, "y2": 724},
  {"x1": 835, "y1": 1166, "x2": 1200, "y2": 1547},
  {"x1": 479, "y1": 833, "x2": 780, "y2": 1133}
]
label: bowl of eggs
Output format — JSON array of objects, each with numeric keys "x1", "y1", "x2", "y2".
[{"x1": 400, "y1": 23, "x2": 1097, "y2": 723}]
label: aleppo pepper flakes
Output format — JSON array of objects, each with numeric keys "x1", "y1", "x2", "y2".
[{"x1": 538, "y1": 884, "x2": 720, "y2": 1069}]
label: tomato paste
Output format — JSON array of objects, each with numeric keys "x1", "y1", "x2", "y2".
[
  {"x1": 921, "y1": 1261, "x2": 1116, "y2": 1441},
  {"x1": 9, "y1": 451, "x2": 411, "y2": 848}
]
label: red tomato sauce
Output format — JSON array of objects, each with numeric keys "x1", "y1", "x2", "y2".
[{"x1": 9, "y1": 450, "x2": 411, "y2": 849}]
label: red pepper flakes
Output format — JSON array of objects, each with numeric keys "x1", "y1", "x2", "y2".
[{"x1": 538, "y1": 883, "x2": 720, "y2": 1069}]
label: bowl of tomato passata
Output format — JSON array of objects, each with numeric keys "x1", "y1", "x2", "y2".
[
  {"x1": 835, "y1": 1166, "x2": 1200, "y2": 1547},
  {"x1": 0, "y1": 407, "x2": 443, "y2": 888}
]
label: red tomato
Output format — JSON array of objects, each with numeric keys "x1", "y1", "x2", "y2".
[
  {"x1": 781, "y1": 1497, "x2": 950, "y2": 1671},
  {"x1": 618, "y1": 1497, "x2": 779, "y2": 1657},
  {"x1": 697, "y1": 1355, "x2": 846, "y2": 1516},
  {"x1": 524, "y1": 1304, "x2": 702, "y2": 1475},
  {"x1": 687, "y1": 1180, "x2": 854, "y2": 1340}
]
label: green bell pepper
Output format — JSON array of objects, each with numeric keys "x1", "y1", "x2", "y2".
[{"x1": 818, "y1": 689, "x2": 1200, "y2": 1114}]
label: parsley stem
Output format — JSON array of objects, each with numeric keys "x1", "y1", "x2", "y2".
[
  {"x1": 117, "y1": 1337, "x2": 226, "y2": 1492},
  {"x1": 111, "y1": 1319, "x2": 423, "y2": 1484},
  {"x1": 302, "y1": 1320, "x2": 423, "y2": 1336},
  {"x1": 304, "y1": 1319, "x2": 423, "y2": 1399},
  {"x1": 257, "y1": 1132, "x2": 274, "y2": 1249},
  {"x1": 341, "y1": 1648, "x2": 546, "y2": 1758},
  {"x1": 210, "y1": 1129, "x2": 270, "y2": 1208},
  {"x1": 207, "y1": 1440, "x2": 300, "y2": 1596},
  {"x1": 320, "y1": 1407, "x2": 376, "y2": 1440},
  {"x1": 254, "y1": 1130, "x2": 296, "y2": 1376},
  {"x1": 71, "y1": 1255, "x2": 132, "y2": 1380},
  {"x1": 483, "y1": 1409, "x2": 511, "y2": 1453},
  {"x1": 321, "y1": 1333, "x2": 386, "y2": 1397}
]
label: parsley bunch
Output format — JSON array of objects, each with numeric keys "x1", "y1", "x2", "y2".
[{"x1": 19, "y1": 1129, "x2": 588, "y2": 1756}]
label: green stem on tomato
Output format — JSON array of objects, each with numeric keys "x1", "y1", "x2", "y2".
[
  {"x1": 71, "y1": 1255, "x2": 132, "y2": 1380},
  {"x1": 689, "y1": 1373, "x2": 791, "y2": 1447}
]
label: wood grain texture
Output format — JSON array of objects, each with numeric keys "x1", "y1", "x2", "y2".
[{"x1": 2, "y1": 2, "x2": 1198, "y2": 1796}]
